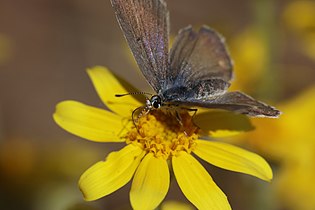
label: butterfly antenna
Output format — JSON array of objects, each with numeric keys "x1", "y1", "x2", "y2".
[{"x1": 115, "y1": 92, "x2": 153, "y2": 97}]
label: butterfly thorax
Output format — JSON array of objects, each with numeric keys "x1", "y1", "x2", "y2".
[{"x1": 161, "y1": 86, "x2": 193, "y2": 102}]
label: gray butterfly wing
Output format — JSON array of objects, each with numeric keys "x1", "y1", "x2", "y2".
[
  {"x1": 163, "y1": 26, "x2": 233, "y2": 104},
  {"x1": 110, "y1": 0, "x2": 169, "y2": 93},
  {"x1": 174, "y1": 91, "x2": 281, "y2": 118},
  {"x1": 166, "y1": 25, "x2": 280, "y2": 118},
  {"x1": 168, "y1": 25, "x2": 233, "y2": 90}
]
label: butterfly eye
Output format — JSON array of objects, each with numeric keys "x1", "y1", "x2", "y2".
[
  {"x1": 150, "y1": 95, "x2": 161, "y2": 109},
  {"x1": 152, "y1": 101, "x2": 160, "y2": 109}
]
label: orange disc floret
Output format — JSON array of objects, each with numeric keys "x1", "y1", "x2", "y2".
[{"x1": 126, "y1": 110, "x2": 199, "y2": 159}]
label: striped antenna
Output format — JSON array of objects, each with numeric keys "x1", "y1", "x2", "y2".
[{"x1": 115, "y1": 92, "x2": 153, "y2": 97}]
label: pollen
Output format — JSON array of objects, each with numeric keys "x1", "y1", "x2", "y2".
[{"x1": 126, "y1": 110, "x2": 200, "y2": 160}]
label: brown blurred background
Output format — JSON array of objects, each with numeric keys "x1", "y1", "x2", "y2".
[{"x1": 1, "y1": 0, "x2": 315, "y2": 209}]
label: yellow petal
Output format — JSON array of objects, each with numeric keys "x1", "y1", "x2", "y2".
[
  {"x1": 194, "y1": 140, "x2": 273, "y2": 181},
  {"x1": 161, "y1": 200, "x2": 195, "y2": 210},
  {"x1": 209, "y1": 130, "x2": 245, "y2": 138},
  {"x1": 79, "y1": 144, "x2": 145, "y2": 201},
  {"x1": 87, "y1": 66, "x2": 143, "y2": 117},
  {"x1": 130, "y1": 153, "x2": 170, "y2": 210},
  {"x1": 194, "y1": 110, "x2": 254, "y2": 137},
  {"x1": 53, "y1": 100, "x2": 131, "y2": 142},
  {"x1": 172, "y1": 152, "x2": 231, "y2": 210}
]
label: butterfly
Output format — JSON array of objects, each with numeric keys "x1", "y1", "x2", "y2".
[{"x1": 110, "y1": 0, "x2": 280, "y2": 122}]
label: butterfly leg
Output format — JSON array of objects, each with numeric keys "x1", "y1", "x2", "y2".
[
  {"x1": 175, "y1": 110, "x2": 188, "y2": 136},
  {"x1": 179, "y1": 107, "x2": 200, "y2": 129},
  {"x1": 132, "y1": 105, "x2": 147, "y2": 133}
]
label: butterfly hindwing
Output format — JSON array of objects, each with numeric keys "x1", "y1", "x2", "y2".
[{"x1": 174, "y1": 91, "x2": 280, "y2": 118}]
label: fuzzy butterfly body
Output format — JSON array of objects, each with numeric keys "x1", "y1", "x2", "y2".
[{"x1": 110, "y1": 0, "x2": 280, "y2": 118}]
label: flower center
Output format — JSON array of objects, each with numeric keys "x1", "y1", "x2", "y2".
[{"x1": 126, "y1": 110, "x2": 199, "y2": 160}]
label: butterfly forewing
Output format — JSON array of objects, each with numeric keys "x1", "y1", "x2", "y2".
[{"x1": 110, "y1": 0, "x2": 169, "y2": 93}]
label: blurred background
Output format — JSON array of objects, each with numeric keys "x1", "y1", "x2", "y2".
[{"x1": 1, "y1": 0, "x2": 315, "y2": 209}]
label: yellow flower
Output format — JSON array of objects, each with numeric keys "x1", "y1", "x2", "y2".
[{"x1": 53, "y1": 66, "x2": 272, "y2": 210}]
